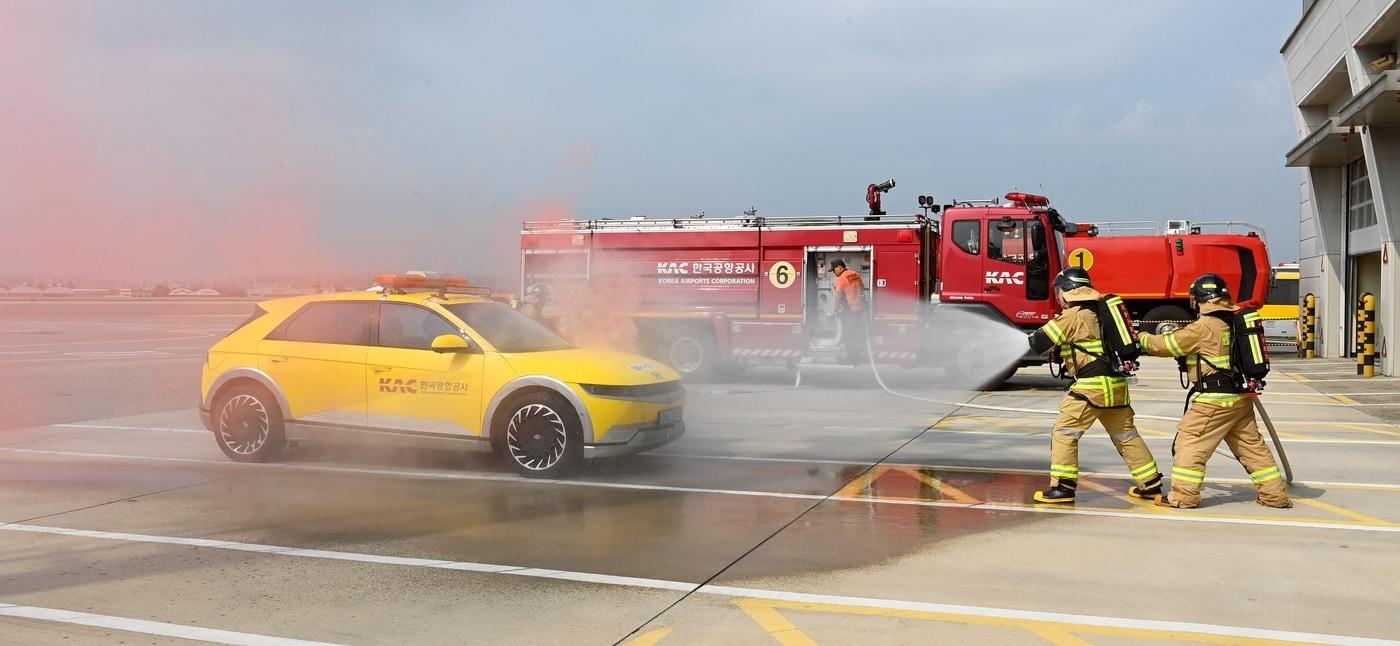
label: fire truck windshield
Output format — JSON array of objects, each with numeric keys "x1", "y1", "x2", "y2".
[{"x1": 445, "y1": 302, "x2": 572, "y2": 353}]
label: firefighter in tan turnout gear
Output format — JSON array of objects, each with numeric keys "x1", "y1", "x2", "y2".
[
  {"x1": 1138, "y1": 274, "x2": 1291, "y2": 509},
  {"x1": 1026, "y1": 267, "x2": 1164, "y2": 504}
]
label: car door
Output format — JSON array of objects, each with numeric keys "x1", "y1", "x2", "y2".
[
  {"x1": 258, "y1": 301, "x2": 372, "y2": 427},
  {"x1": 938, "y1": 218, "x2": 982, "y2": 302},
  {"x1": 985, "y1": 217, "x2": 1055, "y2": 323},
  {"x1": 365, "y1": 302, "x2": 486, "y2": 437}
]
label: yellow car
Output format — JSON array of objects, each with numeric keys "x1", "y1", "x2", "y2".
[{"x1": 199, "y1": 275, "x2": 684, "y2": 478}]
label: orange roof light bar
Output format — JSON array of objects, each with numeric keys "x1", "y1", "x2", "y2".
[
  {"x1": 1004, "y1": 192, "x2": 1050, "y2": 207},
  {"x1": 374, "y1": 273, "x2": 471, "y2": 289}
]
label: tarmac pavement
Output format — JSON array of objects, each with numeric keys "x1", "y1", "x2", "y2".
[{"x1": 2, "y1": 301, "x2": 1398, "y2": 644}]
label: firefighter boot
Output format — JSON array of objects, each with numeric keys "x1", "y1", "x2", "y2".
[
  {"x1": 1128, "y1": 473, "x2": 1164, "y2": 500},
  {"x1": 1034, "y1": 479, "x2": 1077, "y2": 504},
  {"x1": 1154, "y1": 493, "x2": 1198, "y2": 509}
]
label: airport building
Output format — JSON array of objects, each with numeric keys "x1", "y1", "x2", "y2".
[{"x1": 1283, "y1": 0, "x2": 1400, "y2": 376}]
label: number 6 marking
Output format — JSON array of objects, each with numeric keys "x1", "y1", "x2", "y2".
[{"x1": 769, "y1": 261, "x2": 796, "y2": 288}]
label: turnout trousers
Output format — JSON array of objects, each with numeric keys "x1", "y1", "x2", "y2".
[
  {"x1": 1163, "y1": 401, "x2": 1289, "y2": 508},
  {"x1": 1049, "y1": 397, "x2": 1159, "y2": 487}
]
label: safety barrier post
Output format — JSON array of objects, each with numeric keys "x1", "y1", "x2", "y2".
[
  {"x1": 1362, "y1": 293, "x2": 1377, "y2": 377},
  {"x1": 1303, "y1": 293, "x2": 1316, "y2": 359}
]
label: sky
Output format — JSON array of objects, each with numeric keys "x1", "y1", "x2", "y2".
[{"x1": 0, "y1": 1, "x2": 1305, "y2": 284}]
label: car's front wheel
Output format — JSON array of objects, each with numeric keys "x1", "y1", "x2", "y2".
[
  {"x1": 213, "y1": 384, "x2": 286, "y2": 463},
  {"x1": 500, "y1": 392, "x2": 583, "y2": 479}
]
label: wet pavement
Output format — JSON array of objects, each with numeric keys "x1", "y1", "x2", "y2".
[{"x1": 2, "y1": 302, "x2": 1400, "y2": 644}]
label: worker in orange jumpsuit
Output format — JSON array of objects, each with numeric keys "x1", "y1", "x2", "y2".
[
  {"x1": 1026, "y1": 267, "x2": 1163, "y2": 504},
  {"x1": 1138, "y1": 274, "x2": 1291, "y2": 509},
  {"x1": 831, "y1": 260, "x2": 867, "y2": 363}
]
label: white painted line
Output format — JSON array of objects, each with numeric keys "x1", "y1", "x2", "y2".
[
  {"x1": 63, "y1": 350, "x2": 171, "y2": 357},
  {"x1": 54, "y1": 423, "x2": 207, "y2": 434},
  {"x1": 0, "y1": 350, "x2": 48, "y2": 356},
  {"x1": 0, "y1": 332, "x2": 215, "y2": 349},
  {"x1": 1, "y1": 524, "x2": 1393, "y2": 645},
  {"x1": 921, "y1": 427, "x2": 1400, "y2": 446},
  {"x1": 0, "y1": 601, "x2": 343, "y2": 645},
  {"x1": 4, "y1": 446, "x2": 1400, "y2": 529},
  {"x1": 1289, "y1": 371, "x2": 1381, "y2": 375}
]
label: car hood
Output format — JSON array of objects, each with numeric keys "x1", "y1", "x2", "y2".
[{"x1": 498, "y1": 348, "x2": 680, "y2": 386}]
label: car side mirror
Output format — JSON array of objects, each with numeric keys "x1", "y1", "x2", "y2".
[{"x1": 430, "y1": 334, "x2": 474, "y2": 353}]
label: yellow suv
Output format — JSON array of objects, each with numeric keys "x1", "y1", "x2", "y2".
[{"x1": 199, "y1": 276, "x2": 684, "y2": 478}]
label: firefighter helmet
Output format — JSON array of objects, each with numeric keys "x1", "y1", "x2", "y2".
[
  {"x1": 1053, "y1": 267, "x2": 1092, "y2": 293},
  {"x1": 1189, "y1": 274, "x2": 1230, "y2": 302}
]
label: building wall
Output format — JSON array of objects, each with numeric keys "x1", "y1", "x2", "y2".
[{"x1": 1283, "y1": 0, "x2": 1400, "y2": 374}]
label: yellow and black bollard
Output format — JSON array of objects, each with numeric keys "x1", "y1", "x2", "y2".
[
  {"x1": 1303, "y1": 293, "x2": 1316, "y2": 359},
  {"x1": 1359, "y1": 293, "x2": 1377, "y2": 377}
]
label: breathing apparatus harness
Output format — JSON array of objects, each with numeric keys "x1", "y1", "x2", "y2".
[{"x1": 1175, "y1": 274, "x2": 1271, "y2": 411}]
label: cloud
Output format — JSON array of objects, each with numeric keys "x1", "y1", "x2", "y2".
[{"x1": 0, "y1": 1, "x2": 1308, "y2": 280}]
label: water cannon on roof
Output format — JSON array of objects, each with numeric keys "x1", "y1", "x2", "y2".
[{"x1": 867, "y1": 179, "x2": 896, "y2": 216}]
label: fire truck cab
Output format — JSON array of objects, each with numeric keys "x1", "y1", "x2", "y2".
[{"x1": 520, "y1": 192, "x2": 1076, "y2": 386}]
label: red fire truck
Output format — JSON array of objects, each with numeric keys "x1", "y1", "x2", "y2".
[
  {"x1": 1063, "y1": 220, "x2": 1271, "y2": 334},
  {"x1": 519, "y1": 191, "x2": 1085, "y2": 385}
]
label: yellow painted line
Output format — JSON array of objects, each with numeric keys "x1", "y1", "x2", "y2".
[
  {"x1": 834, "y1": 467, "x2": 883, "y2": 498},
  {"x1": 626, "y1": 627, "x2": 673, "y2": 645},
  {"x1": 1077, "y1": 479, "x2": 1159, "y2": 511},
  {"x1": 1024, "y1": 625, "x2": 1095, "y2": 645},
  {"x1": 734, "y1": 599, "x2": 817, "y2": 646},
  {"x1": 1293, "y1": 497, "x2": 1396, "y2": 527},
  {"x1": 1287, "y1": 372, "x2": 1310, "y2": 382},
  {"x1": 937, "y1": 416, "x2": 1043, "y2": 433},
  {"x1": 1138, "y1": 427, "x2": 1175, "y2": 438},
  {"x1": 1331, "y1": 393, "x2": 1361, "y2": 405},
  {"x1": 1336, "y1": 422, "x2": 1400, "y2": 438},
  {"x1": 737, "y1": 599, "x2": 1316, "y2": 645},
  {"x1": 913, "y1": 471, "x2": 980, "y2": 504}
]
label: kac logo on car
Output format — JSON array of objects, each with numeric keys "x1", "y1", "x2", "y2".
[
  {"x1": 984, "y1": 271, "x2": 1025, "y2": 286},
  {"x1": 379, "y1": 378, "x2": 418, "y2": 394}
]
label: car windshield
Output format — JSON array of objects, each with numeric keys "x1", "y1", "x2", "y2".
[{"x1": 444, "y1": 301, "x2": 572, "y2": 353}]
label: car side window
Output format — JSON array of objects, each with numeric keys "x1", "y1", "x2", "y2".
[
  {"x1": 988, "y1": 220, "x2": 1027, "y2": 265},
  {"x1": 270, "y1": 302, "x2": 372, "y2": 345},
  {"x1": 951, "y1": 220, "x2": 980, "y2": 255},
  {"x1": 378, "y1": 303, "x2": 460, "y2": 350}
]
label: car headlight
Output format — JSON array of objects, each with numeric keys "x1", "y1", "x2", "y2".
[{"x1": 580, "y1": 381, "x2": 682, "y2": 399}]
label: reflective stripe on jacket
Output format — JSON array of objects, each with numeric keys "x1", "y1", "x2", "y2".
[
  {"x1": 1139, "y1": 300, "x2": 1243, "y2": 407},
  {"x1": 1028, "y1": 290, "x2": 1128, "y2": 408}
]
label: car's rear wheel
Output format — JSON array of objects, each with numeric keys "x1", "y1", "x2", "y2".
[
  {"x1": 213, "y1": 384, "x2": 286, "y2": 463},
  {"x1": 501, "y1": 392, "x2": 582, "y2": 479}
]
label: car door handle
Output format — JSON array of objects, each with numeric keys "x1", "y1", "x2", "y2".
[
  {"x1": 371, "y1": 365, "x2": 391, "y2": 373},
  {"x1": 268, "y1": 356, "x2": 289, "y2": 363}
]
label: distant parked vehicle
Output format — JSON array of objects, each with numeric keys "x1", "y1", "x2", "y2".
[
  {"x1": 169, "y1": 288, "x2": 195, "y2": 296},
  {"x1": 194, "y1": 288, "x2": 221, "y2": 296}
]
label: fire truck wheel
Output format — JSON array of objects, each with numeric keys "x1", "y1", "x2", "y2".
[
  {"x1": 665, "y1": 331, "x2": 716, "y2": 380},
  {"x1": 498, "y1": 391, "x2": 583, "y2": 479},
  {"x1": 1142, "y1": 305, "x2": 1191, "y2": 335},
  {"x1": 212, "y1": 383, "x2": 286, "y2": 463}
]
